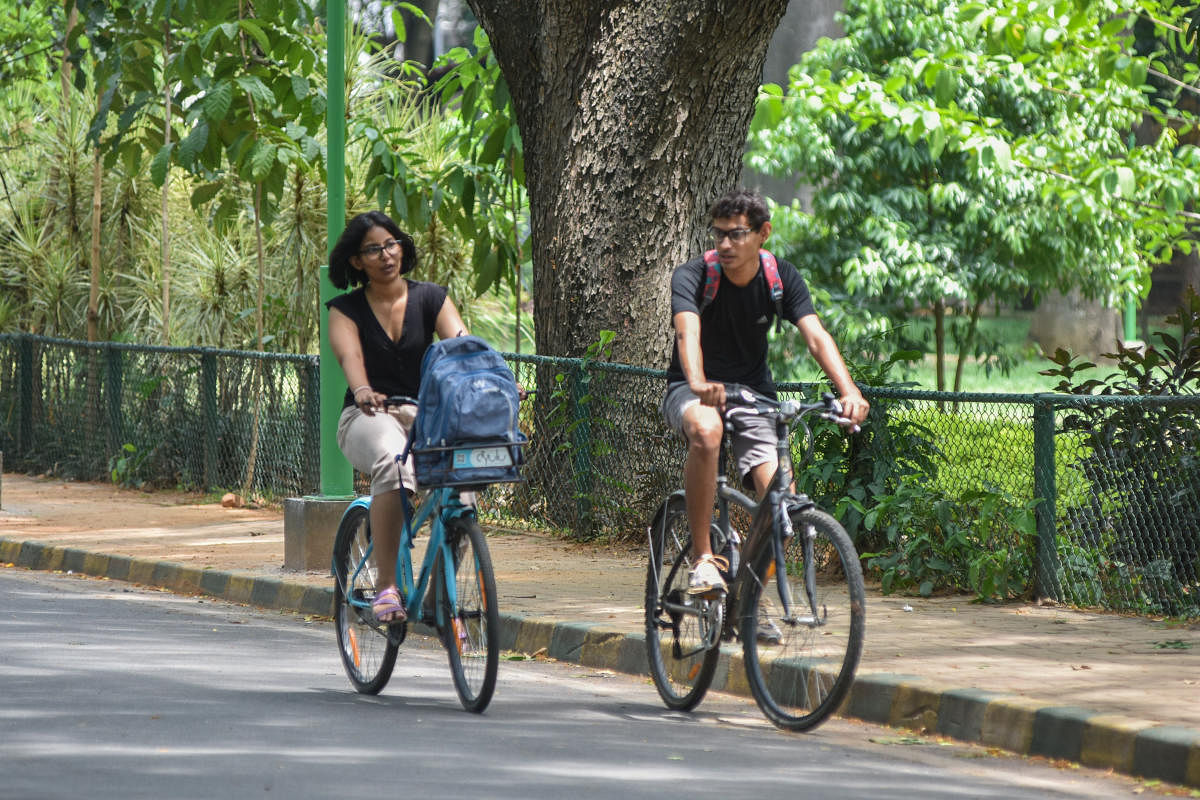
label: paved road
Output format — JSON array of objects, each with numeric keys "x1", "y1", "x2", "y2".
[{"x1": 0, "y1": 570, "x2": 1175, "y2": 800}]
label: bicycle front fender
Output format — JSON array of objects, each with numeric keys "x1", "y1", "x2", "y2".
[
  {"x1": 647, "y1": 491, "x2": 687, "y2": 543},
  {"x1": 344, "y1": 496, "x2": 372, "y2": 515}
]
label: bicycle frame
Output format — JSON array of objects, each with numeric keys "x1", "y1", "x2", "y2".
[
  {"x1": 716, "y1": 397, "x2": 827, "y2": 629},
  {"x1": 341, "y1": 482, "x2": 471, "y2": 634}
]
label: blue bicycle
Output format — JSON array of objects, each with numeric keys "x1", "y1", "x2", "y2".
[{"x1": 331, "y1": 399, "x2": 505, "y2": 713}]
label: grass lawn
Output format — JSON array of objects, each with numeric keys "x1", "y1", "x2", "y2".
[{"x1": 788, "y1": 310, "x2": 1177, "y2": 394}]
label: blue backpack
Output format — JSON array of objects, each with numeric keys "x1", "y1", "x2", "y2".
[{"x1": 406, "y1": 335, "x2": 527, "y2": 488}]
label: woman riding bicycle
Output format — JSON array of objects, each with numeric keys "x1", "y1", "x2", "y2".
[
  {"x1": 662, "y1": 189, "x2": 869, "y2": 595},
  {"x1": 327, "y1": 210, "x2": 469, "y2": 624}
]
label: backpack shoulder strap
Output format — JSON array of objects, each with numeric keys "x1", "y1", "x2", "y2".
[
  {"x1": 698, "y1": 250, "x2": 721, "y2": 313},
  {"x1": 759, "y1": 250, "x2": 785, "y2": 334},
  {"x1": 698, "y1": 249, "x2": 786, "y2": 333}
]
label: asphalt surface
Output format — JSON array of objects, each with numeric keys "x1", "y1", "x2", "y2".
[{"x1": 0, "y1": 473, "x2": 1197, "y2": 790}]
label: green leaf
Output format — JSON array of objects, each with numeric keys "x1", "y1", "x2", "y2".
[
  {"x1": 983, "y1": 139, "x2": 1011, "y2": 170},
  {"x1": 929, "y1": 126, "x2": 947, "y2": 160},
  {"x1": 392, "y1": 8, "x2": 407, "y2": 43},
  {"x1": 934, "y1": 68, "x2": 957, "y2": 106},
  {"x1": 150, "y1": 142, "x2": 173, "y2": 186},
  {"x1": 237, "y1": 19, "x2": 271, "y2": 53},
  {"x1": 1116, "y1": 166, "x2": 1135, "y2": 197},
  {"x1": 461, "y1": 175, "x2": 476, "y2": 217},
  {"x1": 492, "y1": 74, "x2": 512, "y2": 112},
  {"x1": 190, "y1": 182, "x2": 222, "y2": 210},
  {"x1": 246, "y1": 139, "x2": 277, "y2": 183},
  {"x1": 204, "y1": 81, "x2": 234, "y2": 121},
  {"x1": 1127, "y1": 59, "x2": 1148, "y2": 88},
  {"x1": 474, "y1": 246, "x2": 500, "y2": 294},
  {"x1": 235, "y1": 75, "x2": 276, "y2": 109},
  {"x1": 291, "y1": 74, "x2": 310, "y2": 101},
  {"x1": 177, "y1": 121, "x2": 209, "y2": 167},
  {"x1": 480, "y1": 123, "x2": 509, "y2": 164}
]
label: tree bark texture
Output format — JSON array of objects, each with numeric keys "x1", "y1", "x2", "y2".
[{"x1": 466, "y1": 0, "x2": 789, "y2": 365}]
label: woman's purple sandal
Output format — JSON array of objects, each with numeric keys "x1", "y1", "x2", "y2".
[{"x1": 373, "y1": 586, "x2": 407, "y2": 623}]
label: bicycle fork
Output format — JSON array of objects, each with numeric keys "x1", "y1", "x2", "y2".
[{"x1": 773, "y1": 501, "x2": 824, "y2": 628}]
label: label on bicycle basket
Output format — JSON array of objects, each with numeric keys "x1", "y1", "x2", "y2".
[{"x1": 453, "y1": 445, "x2": 513, "y2": 470}]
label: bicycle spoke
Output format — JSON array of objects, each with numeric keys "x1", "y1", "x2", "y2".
[
  {"x1": 741, "y1": 507, "x2": 865, "y2": 730},
  {"x1": 442, "y1": 517, "x2": 499, "y2": 713},
  {"x1": 333, "y1": 504, "x2": 399, "y2": 695},
  {"x1": 645, "y1": 497, "x2": 720, "y2": 711}
]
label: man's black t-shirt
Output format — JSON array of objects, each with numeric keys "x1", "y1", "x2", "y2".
[
  {"x1": 325, "y1": 280, "x2": 448, "y2": 408},
  {"x1": 666, "y1": 254, "x2": 815, "y2": 397}
]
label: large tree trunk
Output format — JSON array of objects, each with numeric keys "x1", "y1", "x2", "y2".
[
  {"x1": 401, "y1": 0, "x2": 440, "y2": 67},
  {"x1": 467, "y1": 0, "x2": 789, "y2": 366},
  {"x1": 467, "y1": 1, "x2": 788, "y2": 537}
]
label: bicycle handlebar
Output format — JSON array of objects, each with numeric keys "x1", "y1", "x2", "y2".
[
  {"x1": 384, "y1": 395, "x2": 419, "y2": 407},
  {"x1": 722, "y1": 383, "x2": 861, "y2": 434}
]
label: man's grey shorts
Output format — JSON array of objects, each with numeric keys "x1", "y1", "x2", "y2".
[{"x1": 661, "y1": 381, "x2": 777, "y2": 484}]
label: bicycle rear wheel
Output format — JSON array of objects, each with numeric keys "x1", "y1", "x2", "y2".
[
  {"x1": 644, "y1": 495, "x2": 721, "y2": 711},
  {"x1": 440, "y1": 515, "x2": 500, "y2": 713},
  {"x1": 740, "y1": 507, "x2": 865, "y2": 730},
  {"x1": 333, "y1": 504, "x2": 400, "y2": 695}
]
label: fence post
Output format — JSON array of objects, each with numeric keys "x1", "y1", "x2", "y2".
[
  {"x1": 1032, "y1": 396, "x2": 1061, "y2": 601},
  {"x1": 201, "y1": 349, "x2": 218, "y2": 489},
  {"x1": 104, "y1": 345, "x2": 124, "y2": 458},
  {"x1": 570, "y1": 360, "x2": 594, "y2": 530},
  {"x1": 301, "y1": 357, "x2": 320, "y2": 494},
  {"x1": 17, "y1": 333, "x2": 33, "y2": 455}
]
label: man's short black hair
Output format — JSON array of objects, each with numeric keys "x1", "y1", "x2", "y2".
[
  {"x1": 708, "y1": 189, "x2": 770, "y2": 230},
  {"x1": 328, "y1": 210, "x2": 418, "y2": 289}
]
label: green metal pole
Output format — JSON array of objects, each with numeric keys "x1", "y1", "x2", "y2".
[
  {"x1": 201, "y1": 348, "x2": 218, "y2": 489},
  {"x1": 320, "y1": 0, "x2": 351, "y2": 496},
  {"x1": 1124, "y1": 297, "x2": 1137, "y2": 343}
]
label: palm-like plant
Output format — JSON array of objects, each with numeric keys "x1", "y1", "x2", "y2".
[{"x1": 173, "y1": 220, "x2": 259, "y2": 349}]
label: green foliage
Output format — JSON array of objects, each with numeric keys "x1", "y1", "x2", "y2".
[
  {"x1": 1040, "y1": 287, "x2": 1200, "y2": 616},
  {"x1": 0, "y1": 0, "x2": 61, "y2": 86},
  {"x1": 0, "y1": 3, "x2": 529, "y2": 350},
  {"x1": 858, "y1": 482, "x2": 1037, "y2": 599},
  {"x1": 749, "y1": 0, "x2": 1198, "y2": 391},
  {"x1": 793, "y1": 344, "x2": 937, "y2": 540},
  {"x1": 360, "y1": 26, "x2": 526, "y2": 299},
  {"x1": 108, "y1": 441, "x2": 148, "y2": 488},
  {"x1": 81, "y1": 0, "x2": 328, "y2": 216},
  {"x1": 794, "y1": 340, "x2": 1041, "y2": 601}
]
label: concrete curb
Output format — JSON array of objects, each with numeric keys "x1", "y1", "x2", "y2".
[{"x1": 3, "y1": 535, "x2": 1197, "y2": 789}]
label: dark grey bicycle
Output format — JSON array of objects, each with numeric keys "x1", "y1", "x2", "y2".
[{"x1": 645, "y1": 384, "x2": 866, "y2": 730}]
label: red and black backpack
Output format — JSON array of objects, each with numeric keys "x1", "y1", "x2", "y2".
[{"x1": 698, "y1": 249, "x2": 785, "y2": 334}]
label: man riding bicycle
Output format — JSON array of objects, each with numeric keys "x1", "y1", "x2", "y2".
[{"x1": 661, "y1": 188, "x2": 869, "y2": 596}]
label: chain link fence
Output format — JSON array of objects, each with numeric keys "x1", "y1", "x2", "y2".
[
  {"x1": 0, "y1": 334, "x2": 319, "y2": 498},
  {"x1": 2, "y1": 333, "x2": 1197, "y2": 618}
]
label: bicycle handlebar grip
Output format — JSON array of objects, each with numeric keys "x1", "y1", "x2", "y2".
[{"x1": 384, "y1": 395, "x2": 418, "y2": 407}]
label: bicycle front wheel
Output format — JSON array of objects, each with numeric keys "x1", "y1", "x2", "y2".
[
  {"x1": 644, "y1": 495, "x2": 720, "y2": 711},
  {"x1": 333, "y1": 504, "x2": 400, "y2": 695},
  {"x1": 740, "y1": 507, "x2": 865, "y2": 731},
  {"x1": 440, "y1": 515, "x2": 500, "y2": 713}
]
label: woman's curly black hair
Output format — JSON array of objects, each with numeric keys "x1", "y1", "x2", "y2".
[{"x1": 328, "y1": 210, "x2": 418, "y2": 289}]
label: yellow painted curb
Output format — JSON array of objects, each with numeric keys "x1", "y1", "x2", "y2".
[{"x1": 981, "y1": 696, "x2": 1045, "y2": 754}]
